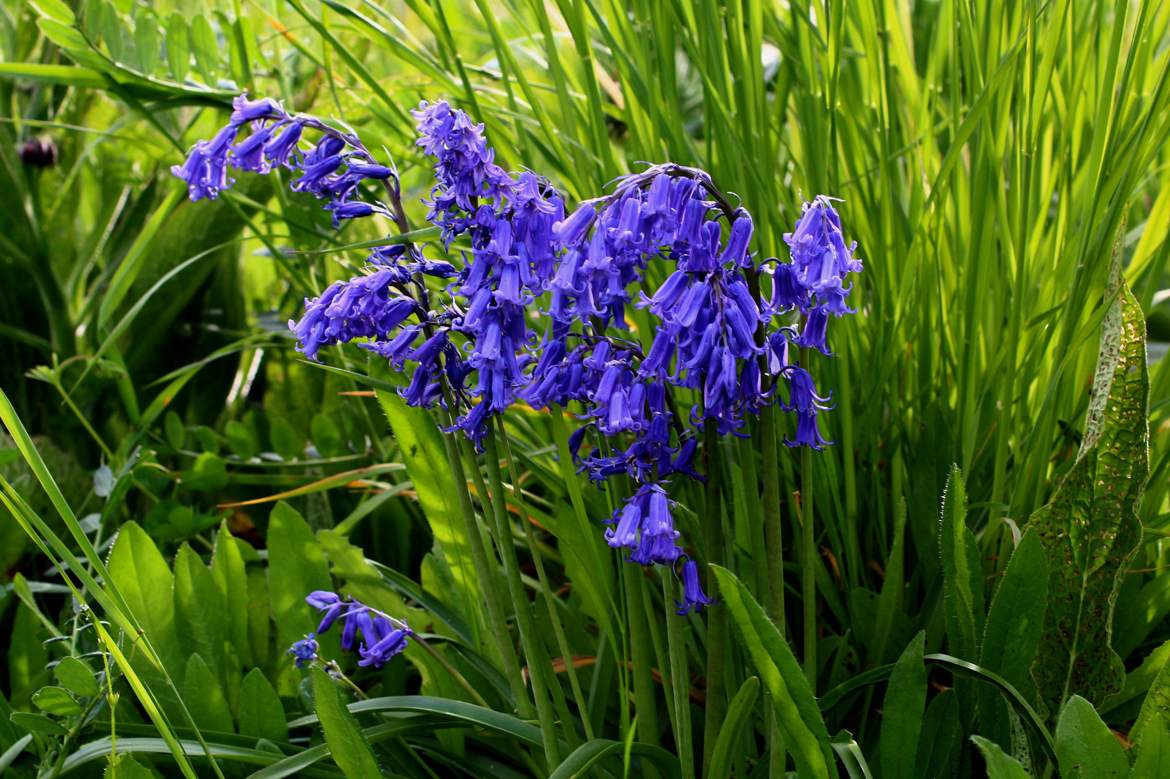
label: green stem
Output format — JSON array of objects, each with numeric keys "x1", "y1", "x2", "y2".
[
  {"x1": 414, "y1": 635, "x2": 490, "y2": 708},
  {"x1": 761, "y1": 404, "x2": 788, "y2": 774},
  {"x1": 483, "y1": 428, "x2": 561, "y2": 765},
  {"x1": 435, "y1": 414, "x2": 532, "y2": 718},
  {"x1": 801, "y1": 442, "x2": 816, "y2": 690},
  {"x1": 701, "y1": 425, "x2": 728, "y2": 775},
  {"x1": 624, "y1": 563, "x2": 660, "y2": 746},
  {"x1": 495, "y1": 419, "x2": 591, "y2": 743},
  {"x1": 662, "y1": 575, "x2": 695, "y2": 779}
]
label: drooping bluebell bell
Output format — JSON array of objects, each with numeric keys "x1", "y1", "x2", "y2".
[
  {"x1": 288, "y1": 634, "x2": 320, "y2": 669},
  {"x1": 288, "y1": 268, "x2": 418, "y2": 361},
  {"x1": 413, "y1": 100, "x2": 515, "y2": 243},
  {"x1": 784, "y1": 196, "x2": 862, "y2": 309},
  {"x1": 305, "y1": 591, "x2": 413, "y2": 669},
  {"x1": 173, "y1": 94, "x2": 398, "y2": 230},
  {"x1": 604, "y1": 482, "x2": 682, "y2": 566},
  {"x1": 779, "y1": 365, "x2": 835, "y2": 450},
  {"x1": 675, "y1": 559, "x2": 715, "y2": 615}
]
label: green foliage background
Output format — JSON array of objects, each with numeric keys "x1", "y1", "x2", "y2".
[{"x1": 2, "y1": 0, "x2": 1170, "y2": 776}]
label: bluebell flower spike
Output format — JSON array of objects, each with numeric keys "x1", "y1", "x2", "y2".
[
  {"x1": 288, "y1": 634, "x2": 319, "y2": 669},
  {"x1": 303, "y1": 591, "x2": 413, "y2": 669},
  {"x1": 675, "y1": 558, "x2": 716, "y2": 615}
]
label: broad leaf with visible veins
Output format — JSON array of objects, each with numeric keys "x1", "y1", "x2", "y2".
[{"x1": 1030, "y1": 277, "x2": 1148, "y2": 715}]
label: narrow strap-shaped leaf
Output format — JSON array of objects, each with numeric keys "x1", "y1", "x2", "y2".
[
  {"x1": 711, "y1": 564, "x2": 836, "y2": 779},
  {"x1": 310, "y1": 669, "x2": 383, "y2": 779},
  {"x1": 548, "y1": 739, "x2": 681, "y2": 779},
  {"x1": 707, "y1": 676, "x2": 760, "y2": 779},
  {"x1": 879, "y1": 632, "x2": 926, "y2": 779}
]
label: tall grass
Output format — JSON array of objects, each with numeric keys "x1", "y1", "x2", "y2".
[{"x1": 2, "y1": 0, "x2": 1170, "y2": 776}]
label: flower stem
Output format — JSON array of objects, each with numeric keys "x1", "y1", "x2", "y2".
[
  {"x1": 800, "y1": 441, "x2": 816, "y2": 690},
  {"x1": 623, "y1": 563, "x2": 660, "y2": 745},
  {"x1": 435, "y1": 412, "x2": 532, "y2": 718},
  {"x1": 483, "y1": 428, "x2": 561, "y2": 765},
  {"x1": 413, "y1": 634, "x2": 490, "y2": 708},
  {"x1": 495, "y1": 418, "x2": 594, "y2": 741},
  {"x1": 662, "y1": 574, "x2": 695, "y2": 779},
  {"x1": 700, "y1": 423, "x2": 728, "y2": 775},
  {"x1": 760, "y1": 403, "x2": 788, "y2": 773}
]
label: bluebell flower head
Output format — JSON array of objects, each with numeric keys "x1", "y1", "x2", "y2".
[
  {"x1": 174, "y1": 94, "x2": 399, "y2": 229},
  {"x1": 288, "y1": 634, "x2": 319, "y2": 669},
  {"x1": 305, "y1": 591, "x2": 413, "y2": 669},
  {"x1": 676, "y1": 559, "x2": 715, "y2": 615},
  {"x1": 794, "y1": 306, "x2": 832, "y2": 355},
  {"x1": 288, "y1": 269, "x2": 418, "y2": 361},
  {"x1": 784, "y1": 196, "x2": 861, "y2": 311},
  {"x1": 604, "y1": 483, "x2": 682, "y2": 565}
]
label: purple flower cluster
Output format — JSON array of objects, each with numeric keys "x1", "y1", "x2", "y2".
[
  {"x1": 304, "y1": 591, "x2": 413, "y2": 669},
  {"x1": 171, "y1": 95, "x2": 395, "y2": 229},
  {"x1": 175, "y1": 95, "x2": 863, "y2": 616},
  {"x1": 412, "y1": 101, "x2": 565, "y2": 447}
]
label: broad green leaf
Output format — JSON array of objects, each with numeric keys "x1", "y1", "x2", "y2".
[
  {"x1": 267, "y1": 502, "x2": 333, "y2": 693},
  {"x1": 32, "y1": 686, "x2": 83, "y2": 716},
  {"x1": 238, "y1": 668, "x2": 287, "y2": 743},
  {"x1": 183, "y1": 654, "x2": 233, "y2": 734},
  {"x1": 9, "y1": 711, "x2": 67, "y2": 737},
  {"x1": 1132, "y1": 715, "x2": 1170, "y2": 778},
  {"x1": 1032, "y1": 279, "x2": 1148, "y2": 713},
  {"x1": 189, "y1": 15, "x2": 219, "y2": 84},
  {"x1": 1130, "y1": 651, "x2": 1170, "y2": 750},
  {"x1": 53, "y1": 657, "x2": 99, "y2": 698},
  {"x1": 311, "y1": 668, "x2": 382, "y2": 779},
  {"x1": 226, "y1": 420, "x2": 258, "y2": 460},
  {"x1": 1054, "y1": 695, "x2": 1128, "y2": 778},
  {"x1": 165, "y1": 13, "x2": 190, "y2": 81},
  {"x1": 916, "y1": 689, "x2": 961, "y2": 777},
  {"x1": 30, "y1": 0, "x2": 75, "y2": 23},
  {"x1": 7, "y1": 603, "x2": 48, "y2": 706},
  {"x1": 708, "y1": 676, "x2": 759, "y2": 779},
  {"x1": 980, "y1": 530, "x2": 1049, "y2": 748},
  {"x1": 174, "y1": 543, "x2": 227, "y2": 680},
  {"x1": 938, "y1": 466, "x2": 980, "y2": 662},
  {"x1": 103, "y1": 754, "x2": 155, "y2": 779},
  {"x1": 375, "y1": 390, "x2": 480, "y2": 633},
  {"x1": 246, "y1": 568, "x2": 271, "y2": 667},
  {"x1": 711, "y1": 564, "x2": 836, "y2": 779},
  {"x1": 879, "y1": 632, "x2": 926, "y2": 779},
  {"x1": 133, "y1": 14, "x2": 160, "y2": 74},
  {"x1": 309, "y1": 414, "x2": 343, "y2": 458},
  {"x1": 108, "y1": 522, "x2": 181, "y2": 671},
  {"x1": 97, "y1": 1, "x2": 126, "y2": 63},
  {"x1": 211, "y1": 523, "x2": 253, "y2": 666},
  {"x1": 972, "y1": 735, "x2": 1031, "y2": 779}
]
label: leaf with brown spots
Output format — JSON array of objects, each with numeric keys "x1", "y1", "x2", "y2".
[{"x1": 1030, "y1": 277, "x2": 1149, "y2": 716}]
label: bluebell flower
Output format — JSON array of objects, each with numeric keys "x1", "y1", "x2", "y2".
[
  {"x1": 675, "y1": 559, "x2": 715, "y2": 615},
  {"x1": 288, "y1": 268, "x2": 418, "y2": 361},
  {"x1": 780, "y1": 365, "x2": 834, "y2": 450},
  {"x1": 604, "y1": 483, "x2": 682, "y2": 566},
  {"x1": 766, "y1": 261, "x2": 808, "y2": 314},
  {"x1": 794, "y1": 306, "x2": 831, "y2": 355},
  {"x1": 784, "y1": 196, "x2": 861, "y2": 305},
  {"x1": 170, "y1": 123, "x2": 240, "y2": 201},
  {"x1": 305, "y1": 591, "x2": 413, "y2": 669},
  {"x1": 288, "y1": 634, "x2": 319, "y2": 669},
  {"x1": 173, "y1": 94, "x2": 399, "y2": 230},
  {"x1": 413, "y1": 100, "x2": 514, "y2": 242}
]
